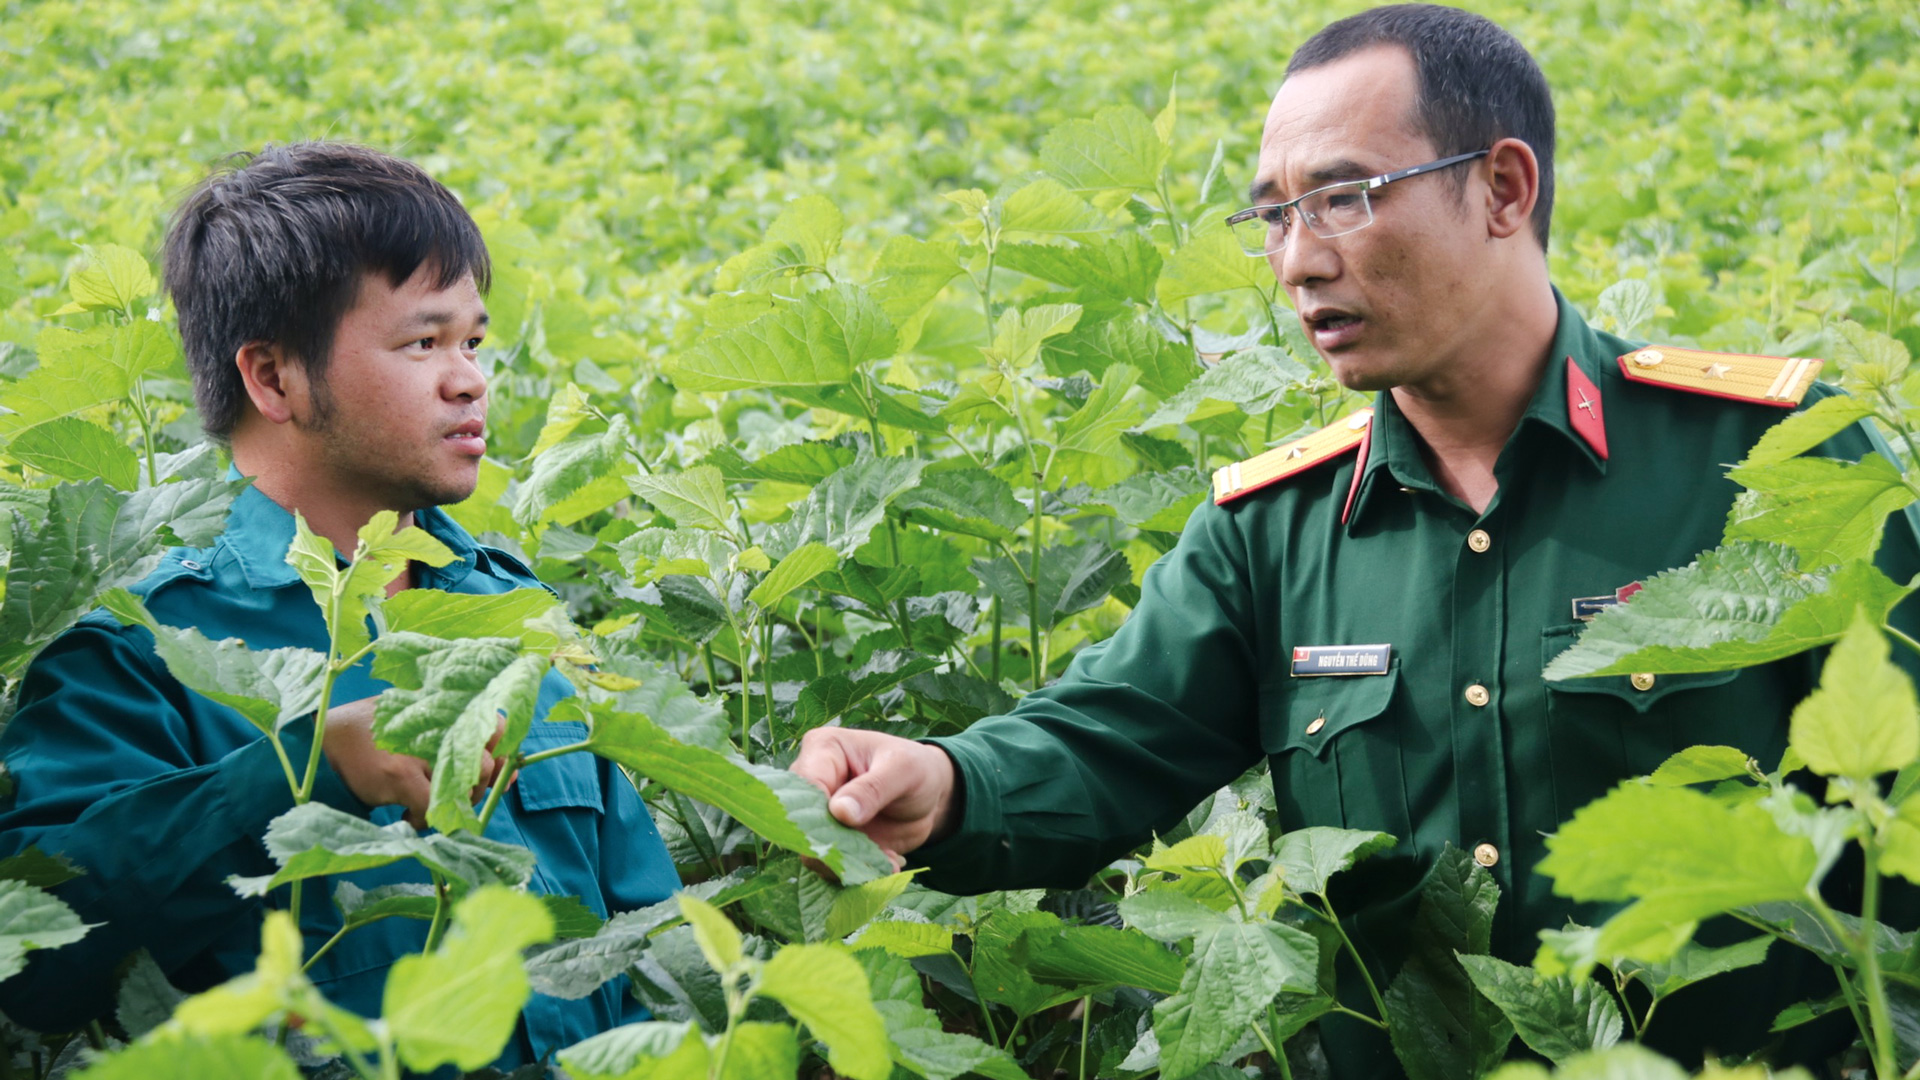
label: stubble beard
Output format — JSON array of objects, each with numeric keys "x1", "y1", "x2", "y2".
[{"x1": 298, "y1": 381, "x2": 478, "y2": 512}]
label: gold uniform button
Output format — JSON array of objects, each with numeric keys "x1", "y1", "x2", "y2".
[
  {"x1": 1630, "y1": 672, "x2": 1656, "y2": 691},
  {"x1": 1464, "y1": 684, "x2": 1491, "y2": 707},
  {"x1": 1467, "y1": 529, "x2": 1491, "y2": 553},
  {"x1": 1632, "y1": 348, "x2": 1664, "y2": 367},
  {"x1": 1472, "y1": 843, "x2": 1500, "y2": 868},
  {"x1": 1305, "y1": 716, "x2": 1326, "y2": 736}
]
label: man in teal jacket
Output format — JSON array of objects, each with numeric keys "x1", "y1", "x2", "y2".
[
  {"x1": 0, "y1": 143, "x2": 679, "y2": 1064},
  {"x1": 793, "y1": 4, "x2": 1920, "y2": 1073}
]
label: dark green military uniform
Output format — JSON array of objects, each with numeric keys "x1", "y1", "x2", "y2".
[{"x1": 915, "y1": 289, "x2": 1920, "y2": 1072}]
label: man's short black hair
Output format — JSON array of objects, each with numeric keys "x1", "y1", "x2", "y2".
[
  {"x1": 1287, "y1": 3, "x2": 1556, "y2": 251},
  {"x1": 161, "y1": 142, "x2": 492, "y2": 442}
]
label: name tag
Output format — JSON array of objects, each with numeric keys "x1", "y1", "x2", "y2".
[
  {"x1": 1291, "y1": 644, "x2": 1392, "y2": 677},
  {"x1": 1571, "y1": 581, "x2": 1644, "y2": 623}
]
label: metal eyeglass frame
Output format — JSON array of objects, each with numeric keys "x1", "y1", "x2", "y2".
[{"x1": 1225, "y1": 149, "x2": 1491, "y2": 256}]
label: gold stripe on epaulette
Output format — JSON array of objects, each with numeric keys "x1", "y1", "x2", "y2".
[
  {"x1": 1212, "y1": 408, "x2": 1373, "y2": 505},
  {"x1": 1617, "y1": 346, "x2": 1823, "y2": 408}
]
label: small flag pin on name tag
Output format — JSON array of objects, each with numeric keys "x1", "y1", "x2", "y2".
[
  {"x1": 1571, "y1": 581, "x2": 1643, "y2": 622},
  {"x1": 1291, "y1": 644, "x2": 1392, "y2": 677}
]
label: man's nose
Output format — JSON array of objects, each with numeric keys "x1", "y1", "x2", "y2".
[
  {"x1": 1273, "y1": 226, "x2": 1340, "y2": 289},
  {"x1": 446, "y1": 349, "x2": 488, "y2": 402}
]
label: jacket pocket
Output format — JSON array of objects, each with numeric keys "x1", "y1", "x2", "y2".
[
  {"x1": 1539, "y1": 624, "x2": 1740, "y2": 715},
  {"x1": 1261, "y1": 661, "x2": 1403, "y2": 830},
  {"x1": 514, "y1": 740, "x2": 603, "y2": 813}
]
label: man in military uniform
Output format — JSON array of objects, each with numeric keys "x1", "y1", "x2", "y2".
[
  {"x1": 0, "y1": 144, "x2": 679, "y2": 1063},
  {"x1": 792, "y1": 4, "x2": 1920, "y2": 1071}
]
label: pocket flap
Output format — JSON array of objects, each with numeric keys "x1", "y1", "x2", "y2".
[
  {"x1": 1264, "y1": 662, "x2": 1401, "y2": 758},
  {"x1": 1540, "y1": 624, "x2": 1740, "y2": 714},
  {"x1": 514, "y1": 742, "x2": 603, "y2": 812}
]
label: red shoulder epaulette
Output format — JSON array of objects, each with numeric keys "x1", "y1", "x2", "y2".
[
  {"x1": 1212, "y1": 408, "x2": 1373, "y2": 506},
  {"x1": 1616, "y1": 345, "x2": 1822, "y2": 407}
]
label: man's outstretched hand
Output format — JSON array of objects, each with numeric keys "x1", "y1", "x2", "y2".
[{"x1": 791, "y1": 728, "x2": 960, "y2": 863}]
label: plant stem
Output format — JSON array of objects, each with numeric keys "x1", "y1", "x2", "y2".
[
  {"x1": 1249, "y1": 1012, "x2": 1284, "y2": 1062},
  {"x1": 1861, "y1": 843, "x2": 1899, "y2": 1079},
  {"x1": 760, "y1": 620, "x2": 777, "y2": 746},
  {"x1": 989, "y1": 595, "x2": 1003, "y2": 685},
  {"x1": 1155, "y1": 174, "x2": 1185, "y2": 251},
  {"x1": 1891, "y1": 193, "x2": 1905, "y2": 342},
  {"x1": 1317, "y1": 897, "x2": 1390, "y2": 1022},
  {"x1": 518, "y1": 740, "x2": 592, "y2": 767},
  {"x1": 1611, "y1": 971, "x2": 1644, "y2": 1042},
  {"x1": 1887, "y1": 623, "x2": 1920, "y2": 660},
  {"x1": 423, "y1": 874, "x2": 453, "y2": 953},
  {"x1": 1027, "y1": 470, "x2": 1045, "y2": 692},
  {"x1": 129, "y1": 381, "x2": 158, "y2": 487},
  {"x1": 1329, "y1": 1004, "x2": 1388, "y2": 1031},
  {"x1": 475, "y1": 753, "x2": 521, "y2": 831},
  {"x1": 980, "y1": 249, "x2": 998, "y2": 342},
  {"x1": 1077, "y1": 996, "x2": 1092, "y2": 1080},
  {"x1": 702, "y1": 642, "x2": 721, "y2": 696}
]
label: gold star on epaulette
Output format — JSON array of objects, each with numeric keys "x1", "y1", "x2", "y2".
[
  {"x1": 1212, "y1": 408, "x2": 1374, "y2": 505},
  {"x1": 1617, "y1": 346, "x2": 1822, "y2": 407}
]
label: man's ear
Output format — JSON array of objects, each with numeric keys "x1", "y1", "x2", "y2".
[
  {"x1": 1482, "y1": 136, "x2": 1540, "y2": 243},
  {"x1": 234, "y1": 341, "x2": 307, "y2": 425}
]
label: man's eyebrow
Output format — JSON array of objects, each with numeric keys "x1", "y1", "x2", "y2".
[
  {"x1": 1246, "y1": 159, "x2": 1377, "y2": 206},
  {"x1": 405, "y1": 310, "x2": 489, "y2": 329}
]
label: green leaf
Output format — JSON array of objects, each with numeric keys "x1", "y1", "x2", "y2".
[
  {"x1": 1645, "y1": 745, "x2": 1757, "y2": 786},
  {"x1": 513, "y1": 413, "x2": 635, "y2": 526},
  {"x1": 229, "y1": 802, "x2": 537, "y2": 895},
  {"x1": 825, "y1": 870, "x2": 919, "y2": 941},
  {"x1": 1727, "y1": 453, "x2": 1915, "y2": 568},
  {"x1": 1116, "y1": 888, "x2": 1228, "y2": 945},
  {"x1": 617, "y1": 527, "x2": 736, "y2": 586},
  {"x1": 1154, "y1": 921, "x2": 1319, "y2": 1079},
  {"x1": 1039, "y1": 105, "x2": 1169, "y2": 192},
  {"x1": 380, "y1": 587, "x2": 563, "y2": 645},
  {"x1": 1879, "y1": 796, "x2": 1920, "y2": 884},
  {"x1": 893, "y1": 466, "x2": 1027, "y2": 541},
  {"x1": 102, "y1": 587, "x2": 328, "y2": 735},
  {"x1": 333, "y1": 881, "x2": 437, "y2": 928},
  {"x1": 525, "y1": 383, "x2": 597, "y2": 460},
  {"x1": 1016, "y1": 922, "x2": 1184, "y2": 995},
  {"x1": 794, "y1": 653, "x2": 944, "y2": 733},
  {"x1": 1044, "y1": 315, "x2": 1198, "y2": 397},
  {"x1": 1788, "y1": 611, "x2": 1920, "y2": 779},
  {"x1": 1054, "y1": 364, "x2": 1143, "y2": 488},
  {"x1": 1540, "y1": 783, "x2": 1817, "y2": 964},
  {"x1": 997, "y1": 236, "x2": 1163, "y2": 308},
  {"x1": 1832, "y1": 318, "x2": 1912, "y2": 390},
  {"x1": 1738, "y1": 395, "x2": 1879, "y2": 468},
  {"x1": 1142, "y1": 833, "x2": 1227, "y2": 877},
  {"x1": 875, "y1": 997, "x2": 1027, "y2": 1080},
  {"x1": 703, "y1": 440, "x2": 858, "y2": 485},
  {"x1": 1091, "y1": 468, "x2": 1205, "y2": 532},
  {"x1": 973, "y1": 910, "x2": 1083, "y2": 1019},
  {"x1": 7, "y1": 417, "x2": 139, "y2": 489},
  {"x1": 715, "y1": 194, "x2": 845, "y2": 292},
  {"x1": 716, "y1": 1022, "x2": 800, "y2": 1080},
  {"x1": 1542, "y1": 546, "x2": 1913, "y2": 679},
  {"x1": 0, "y1": 322, "x2": 177, "y2": 438},
  {"x1": 1156, "y1": 228, "x2": 1277, "y2": 306},
  {"x1": 385, "y1": 886, "x2": 556, "y2": 1073},
  {"x1": 1143, "y1": 347, "x2": 1310, "y2": 427},
  {"x1": 675, "y1": 284, "x2": 896, "y2": 392},
  {"x1": 557, "y1": 1020, "x2": 709, "y2": 1080},
  {"x1": 973, "y1": 541, "x2": 1130, "y2": 628},
  {"x1": 0, "y1": 476, "x2": 241, "y2": 676},
  {"x1": 868, "y1": 236, "x2": 965, "y2": 338},
  {"x1": 983, "y1": 302, "x2": 1082, "y2": 368},
  {"x1": 0, "y1": 846, "x2": 83, "y2": 889},
  {"x1": 287, "y1": 509, "x2": 456, "y2": 661},
  {"x1": 73, "y1": 1034, "x2": 303, "y2": 1080},
  {"x1": 849, "y1": 919, "x2": 955, "y2": 958},
  {"x1": 750, "y1": 541, "x2": 839, "y2": 608},
  {"x1": 764, "y1": 453, "x2": 925, "y2": 559},
  {"x1": 997, "y1": 178, "x2": 1110, "y2": 237},
  {"x1": 67, "y1": 243, "x2": 156, "y2": 312},
  {"x1": 0, "y1": 879, "x2": 91, "y2": 981},
  {"x1": 1384, "y1": 849, "x2": 1514, "y2": 1080},
  {"x1": 1457, "y1": 953, "x2": 1623, "y2": 1064},
  {"x1": 1615, "y1": 935, "x2": 1772, "y2": 1001},
  {"x1": 581, "y1": 701, "x2": 895, "y2": 883},
  {"x1": 679, "y1": 892, "x2": 745, "y2": 971},
  {"x1": 755, "y1": 943, "x2": 892, "y2": 1080},
  {"x1": 629, "y1": 465, "x2": 734, "y2": 533},
  {"x1": 1272, "y1": 827, "x2": 1396, "y2": 898},
  {"x1": 1593, "y1": 279, "x2": 1655, "y2": 338}
]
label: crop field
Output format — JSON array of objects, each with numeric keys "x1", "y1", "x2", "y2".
[{"x1": 0, "y1": 0, "x2": 1917, "y2": 1077}]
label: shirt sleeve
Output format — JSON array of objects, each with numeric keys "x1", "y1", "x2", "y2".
[
  {"x1": 914, "y1": 498, "x2": 1265, "y2": 892},
  {"x1": 0, "y1": 623, "x2": 366, "y2": 1033}
]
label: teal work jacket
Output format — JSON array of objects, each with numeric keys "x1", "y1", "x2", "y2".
[
  {"x1": 918, "y1": 289, "x2": 1920, "y2": 1072},
  {"x1": 0, "y1": 484, "x2": 678, "y2": 1066}
]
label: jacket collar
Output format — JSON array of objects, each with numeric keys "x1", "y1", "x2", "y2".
[
  {"x1": 221, "y1": 471, "x2": 480, "y2": 592},
  {"x1": 1343, "y1": 287, "x2": 1612, "y2": 531}
]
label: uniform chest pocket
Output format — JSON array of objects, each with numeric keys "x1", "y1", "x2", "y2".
[
  {"x1": 1539, "y1": 625, "x2": 1741, "y2": 715},
  {"x1": 515, "y1": 730, "x2": 603, "y2": 814},
  {"x1": 1261, "y1": 662, "x2": 1403, "y2": 831}
]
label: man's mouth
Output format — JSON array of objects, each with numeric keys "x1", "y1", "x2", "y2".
[
  {"x1": 445, "y1": 420, "x2": 486, "y2": 456},
  {"x1": 1301, "y1": 308, "x2": 1365, "y2": 348}
]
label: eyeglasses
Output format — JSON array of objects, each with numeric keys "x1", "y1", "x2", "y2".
[{"x1": 1225, "y1": 149, "x2": 1491, "y2": 257}]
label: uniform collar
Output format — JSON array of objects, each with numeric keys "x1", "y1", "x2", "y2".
[
  {"x1": 1344, "y1": 287, "x2": 1612, "y2": 531},
  {"x1": 220, "y1": 469, "x2": 480, "y2": 591}
]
